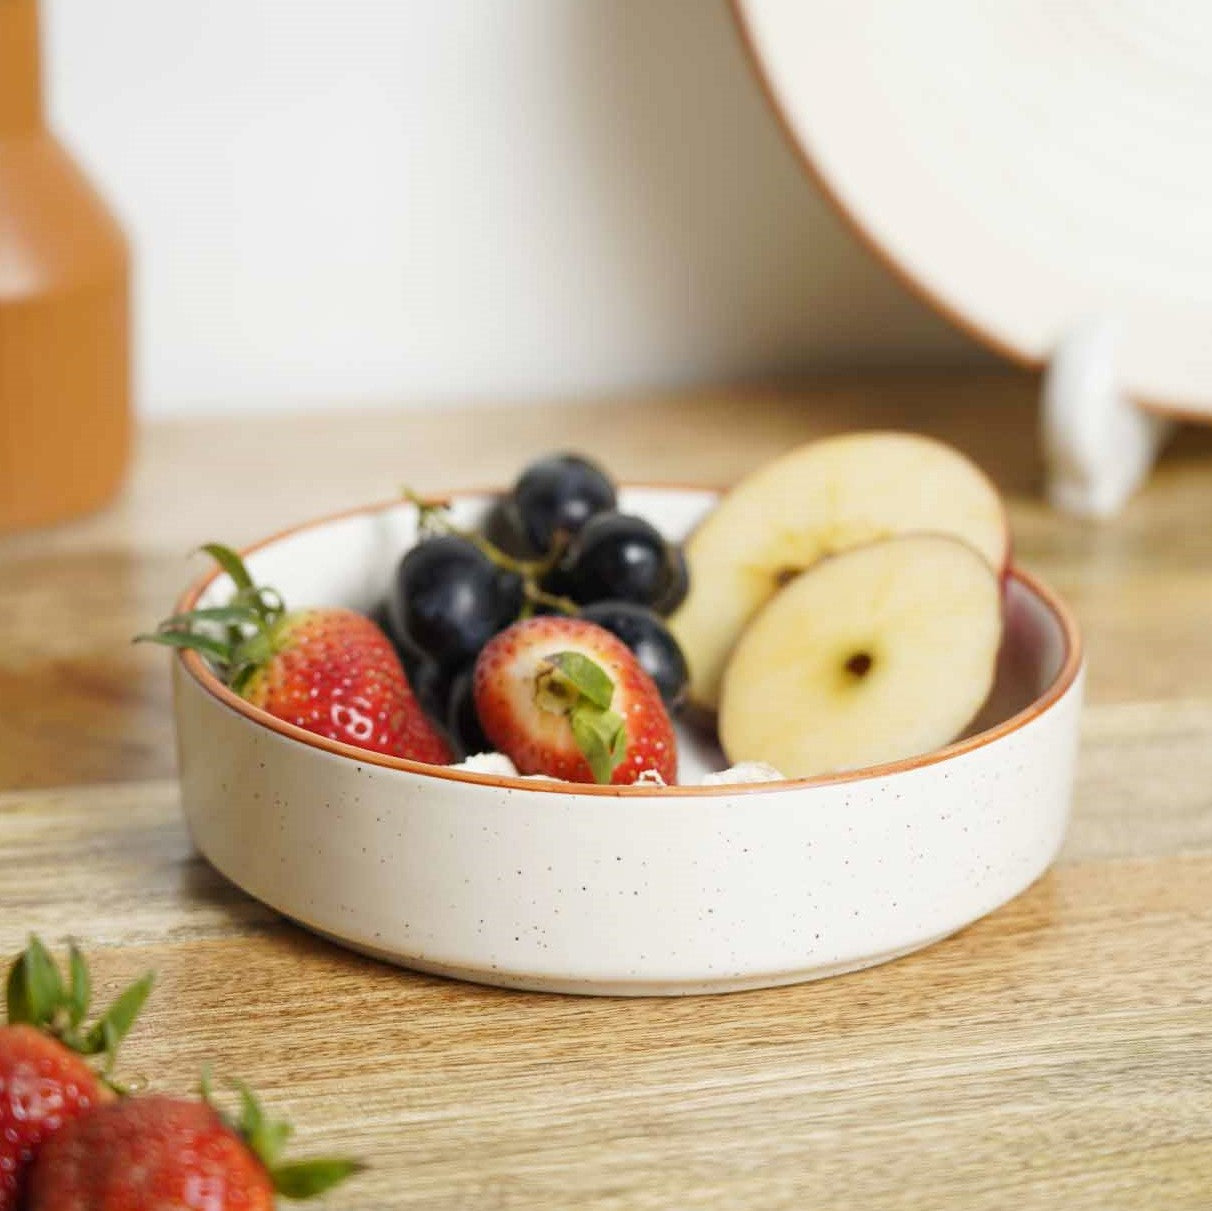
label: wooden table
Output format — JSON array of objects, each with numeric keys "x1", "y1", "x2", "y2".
[{"x1": 2, "y1": 371, "x2": 1210, "y2": 1208}]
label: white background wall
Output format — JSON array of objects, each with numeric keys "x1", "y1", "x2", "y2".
[{"x1": 44, "y1": 0, "x2": 977, "y2": 417}]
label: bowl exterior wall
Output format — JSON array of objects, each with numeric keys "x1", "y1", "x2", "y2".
[{"x1": 175, "y1": 658, "x2": 1083, "y2": 995}]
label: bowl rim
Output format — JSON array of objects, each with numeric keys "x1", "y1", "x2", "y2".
[{"x1": 173, "y1": 486, "x2": 1084, "y2": 798}]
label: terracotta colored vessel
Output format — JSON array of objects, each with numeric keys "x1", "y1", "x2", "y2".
[{"x1": 0, "y1": 0, "x2": 130, "y2": 531}]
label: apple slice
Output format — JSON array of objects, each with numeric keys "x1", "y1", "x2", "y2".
[
  {"x1": 669, "y1": 432, "x2": 1008, "y2": 712},
  {"x1": 718, "y1": 534, "x2": 1002, "y2": 778}
]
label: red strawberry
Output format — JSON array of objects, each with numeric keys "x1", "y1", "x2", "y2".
[
  {"x1": 28, "y1": 1082, "x2": 361, "y2": 1210},
  {"x1": 1, "y1": 938, "x2": 152, "y2": 1211},
  {"x1": 140, "y1": 543, "x2": 452, "y2": 765},
  {"x1": 474, "y1": 616, "x2": 677, "y2": 784},
  {"x1": 0, "y1": 1027, "x2": 107, "y2": 1211}
]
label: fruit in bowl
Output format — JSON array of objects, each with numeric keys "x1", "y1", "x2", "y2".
[
  {"x1": 717, "y1": 533, "x2": 1003, "y2": 777},
  {"x1": 159, "y1": 459, "x2": 1083, "y2": 994},
  {"x1": 668, "y1": 431, "x2": 1009, "y2": 715},
  {"x1": 385, "y1": 456, "x2": 691, "y2": 735},
  {"x1": 142, "y1": 454, "x2": 691, "y2": 787},
  {"x1": 489, "y1": 452, "x2": 618, "y2": 557},
  {"x1": 474, "y1": 616, "x2": 677, "y2": 785},
  {"x1": 139, "y1": 545, "x2": 453, "y2": 766},
  {"x1": 145, "y1": 435, "x2": 1021, "y2": 787}
]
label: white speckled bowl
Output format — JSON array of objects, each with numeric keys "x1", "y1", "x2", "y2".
[{"x1": 173, "y1": 488, "x2": 1084, "y2": 996}]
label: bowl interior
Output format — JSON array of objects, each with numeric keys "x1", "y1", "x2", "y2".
[{"x1": 195, "y1": 487, "x2": 1070, "y2": 785}]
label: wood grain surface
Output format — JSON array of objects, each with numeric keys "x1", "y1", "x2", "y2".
[{"x1": 1, "y1": 371, "x2": 1210, "y2": 1207}]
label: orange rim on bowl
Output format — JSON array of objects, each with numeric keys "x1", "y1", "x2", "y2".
[{"x1": 174, "y1": 490, "x2": 1083, "y2": 798}]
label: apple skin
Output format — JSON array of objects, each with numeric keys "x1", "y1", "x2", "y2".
[
  {"x1": 669, "y1": 432, "x2": 1009, "y2": 714},
  {"x1": 717, "y1": 534, "x2": 1003, "y2": 780}
]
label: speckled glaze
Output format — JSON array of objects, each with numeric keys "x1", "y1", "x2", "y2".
[{"x1": 173, "y1": 489, "x2": 1084, "y2": 995}]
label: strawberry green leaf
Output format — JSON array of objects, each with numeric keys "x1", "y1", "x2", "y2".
[
  {"x1": 545, "y1": 652, "x2": 615, "y2": 710},
  {"x1": 233, "y1": 1078, "x2": 294, "y2": 1169},
  {"x1": 83, "y1": 971, "x2": 154, "y2": 1061},
  {"x1": 6, "y1": 936, "x2": 69, "y2": 1028},
  {"x1": 135, "y1": 541, "x2": 288, "y2": 684},
  {"x1": 254, "y1": 587, "x2": 285, "y2": 618},
  {"x1": 157, "y1": 605, "x2": 262, "y2": 629},
  {"x1": 271, "y1": 1158, "x2": 366, "y2": 1200},
  {"x1": 569, "y1": 704, "x2": 627, "y2": 784},
  {"x1": 234, "y1": 1077, "x2": 263, "y2": 1140},
  {"x1": 260, "y1": 1119, "x2": 295, "y2": 1168},
  {"x1": 231, "y1": 629, "x2": 278, "y2": 670},
  {"x1": 199, "y1": 543, "x2": 255, "y2": 594},
  {"x1": 68, "y1": 943, "x2": 90, "y2": 1028},
  {"x1": 5, "y1": 952, "x2": 33, "y2": 1025},
  {"x1": 26, "y1": 936, "x2": 66, "y2": 1025},
  {"x1": 228, "y1": 661, "x2": 260, "y2": 696},
  {"x1": 99, "y1": 1020, "x2": 117, "y2": 1071},
  {"x1": 199, "y1": 1075, "x2": 363, "y2": 1198},
  {"x1": 199, "y1": 1064, "x2": 216, "y2": 1106},
  {"x1": 133, "y1": 630, "x2": 233, "y2": 661}
]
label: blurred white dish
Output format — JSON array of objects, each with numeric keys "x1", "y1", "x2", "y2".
[
  {"x1": 733, "y1": 0, "x2": 1212, "y2": 418},
  {"x1": 172, "y1": 489, "x2": 1084, "y2": 995}
]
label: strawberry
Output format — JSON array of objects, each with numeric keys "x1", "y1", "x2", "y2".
[
  {"x1": 1, "y1": 937, "x2": 152, "y2": 1211},
  {"x1": 473, "y1": 616, "x2": 677, "y2": 784},
  {"x1": 27, "y1": 1081, "x2": 361, "y2": 1209},
  {"x1": 139, "y1": 544, "x2": 452, "y2": 764}
]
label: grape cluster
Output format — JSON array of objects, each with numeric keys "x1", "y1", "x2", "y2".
[{"x1": 382, "y1": 453, "x2": 691, "y2": 758}]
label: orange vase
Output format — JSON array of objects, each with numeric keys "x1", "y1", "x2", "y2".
[{"x1": 0, "y1": 0, "x2": 131, "y2": 531}]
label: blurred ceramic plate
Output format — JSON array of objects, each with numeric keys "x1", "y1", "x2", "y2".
[{"x1": 733, "y1": 0, "x2": 1212, "y2": 419}]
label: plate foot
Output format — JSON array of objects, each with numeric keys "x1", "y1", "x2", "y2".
[{"x1": 1042, "y1": 318, "x2": 1174, "y2": 518}]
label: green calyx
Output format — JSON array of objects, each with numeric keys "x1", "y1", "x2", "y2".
[
  {"x1": 201, "y1": 1071, "x2": 364, "y2": 1199},
  {"x1": 134, "y1": 543, "x2": 289, "y2": 693},
  {"x1": 5, "y1": 935, "x2": 153, "y2": 1079},
  {"x1": 536, "y1": 651, "x2": 628, "y2": 784}
]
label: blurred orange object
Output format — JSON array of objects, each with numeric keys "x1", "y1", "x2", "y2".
[{"x1": 0, "y1": 0, "x2": 131, "y2": 531}]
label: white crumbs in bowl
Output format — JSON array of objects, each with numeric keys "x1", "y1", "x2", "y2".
[
  {"x1": 453, "y1": 752, "x2": 520, "y2": 777},
  {"x1": 699, "y1": 762, "x2": 786, "y2": 786},
  {"x1": 451, "y1": 752, "x2": 785, "y2": 788}
]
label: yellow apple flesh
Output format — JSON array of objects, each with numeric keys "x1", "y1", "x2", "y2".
[
  {"x1": 669, "y1": 432, "x2": 1008, "y2": 712},
  {"x1": 717, "y1": 534, "x2": 1002, "y2": 778}
]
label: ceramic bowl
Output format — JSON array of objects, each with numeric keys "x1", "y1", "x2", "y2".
[{"x1": 173, "y1": 487, "x2": 1084, "y2": 996}]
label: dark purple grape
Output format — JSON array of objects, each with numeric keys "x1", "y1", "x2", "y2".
[
  {"x1": 483, "y1": 496, "x2": 539, "y2": 559},
  {"x1": 654, "y1": 545, "x2": 689, "y2": 616},
  {"x1": 512, "y1": 453, "x2": 616, "y2": 554},
  {"x1": 579, "y1": 601, "x2": 689, "y2": 711},
  {"x1": 373, "y1": 608, "x2": 447, "y2": 708},
  {"x1": 403, "y1": 651, "x2": 456, "y2": 725},
  {"x1": 390, "y1": 535, "x2": 523, "y2": 669},
  {"x1": 546, "y1": 512, "x2": 679, "y2": 609},
  {"x1": 374, "y1": 600, "x2": 458, "y2": 729},
  {"x1": 445, "y1": 667, "x2": 491, "y2": 757},
  {"x1": 369, "y1": 600, "x2": 397, "y2": 643}
]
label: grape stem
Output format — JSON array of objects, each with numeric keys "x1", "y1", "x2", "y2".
[
  {"x1": 402, "y1": 488, "x2": 570, "y2": 580},
  {"x1": 523, "y1": 582, "x2": 579, "y2": 616}
]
